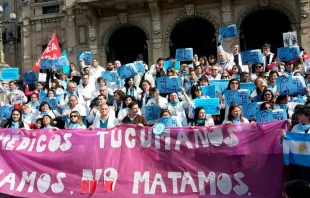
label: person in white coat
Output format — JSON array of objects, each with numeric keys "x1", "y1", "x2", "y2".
[
  {"x1": 66, "y1": 111, "x2": 87, "y2": 129},
  {"x1": 156, "y1": 87, "x2": 191, "y2": 126},
  {"x1": 80, "y1": 59, "x2": 105, "y2": 79},
  {"x1": 0, "y1": 81, "x2": 27, "y2": 103},
  {"x1": 217, "y1": 36, "x2": 243, "y2": 67},
  {"x1": 77, "y1": 74, "x2": 96, "y2": 113},
  {"x1": 89, "y1": 104, "x2": 118, "y2": 129}
]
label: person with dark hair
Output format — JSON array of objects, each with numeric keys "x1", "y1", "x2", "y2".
[
  {"x1": 37, "y1": 101, "x2": 61, "y2": 119},
  {"x1": 117, "y1": 95, "x2": 141, "y2": 122},
  {"x1": 122, "y1": 102, "x2": 147, "y2": 126},
  {"x1": 291, "y1": 104, "x2": 305, "y2": 128},
  {"x1": 274, "y1": 95, "x2": 294, "y2": 118},
  {"x1": 240, "y1": 72, "x2": 250, "y2": 82},
  {"x1": 190, "y1": 85, "x2": 209, "y2": 100},
  {"x1": 41, "y1": 115, "x2": 58, "y2": 129},
  {"x1": 261, "y1": 89, "x2": 275, "y2": 102},
  {"x1": 283, "y1": 180, "x2": 310, "y2": 198},
  {"x1": 2, "y1": 109, "x2": 29, "y2": 129},
  {"x1": 222, "y1": 104, "x2": 249, "y2": 125},
  {"x1": 27, "y1": 93, "x2": 40, "y2": 113},
  {"x1": 68, "y1": 62, "x2": 81, "y2": 85},
  {"x1": 0, "y1": 80, "x2": 28, "y2": 103},
  {"x1": 188, "y1": 107, "x2": 214, "y2": 126},
  {"x1": 259, "y1": 101, "x2": 274, "y2": 111},
  {"x1": 231, "y1": 65, "x2": 242, "y2": 80},
  {"x1": 262, "y1": 43, "x2": 275, "y2": 71},
  {"x1": 208, "y1": 55, "x2": 217, "y2": 66},
  {"x1": 291, "y1": 106, "x2": 310, "y2": 133},
  {"x1": 198, "y1": 75, "x2": 209, "y2": 86},
  {"x1": 250, "y1": 77, "x2": 268, "y2": 98},
  {"x1": 122, "y1": 77, "x2": 142, "y2": 100},
  {"x1": 80, "y1": 58, "x2": 105, "y2": 79},
  {"x1": 267, "y1": 70, "x2": 279, "y2": 93},
  {"x1": 150, "y1": 58, "x2": 165, "y2": 78},
  {"x1": 113, "y1": 90, "x2": 126, "y2": 117}
]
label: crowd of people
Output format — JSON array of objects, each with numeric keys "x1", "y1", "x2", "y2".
[{"x1": 0, "y1": 39, "x2": 310, "y2": 184}]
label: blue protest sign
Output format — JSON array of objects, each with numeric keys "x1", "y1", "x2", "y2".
[
  {"x1": 78, "y1": 51, "x2": 93, "y2": 63},
  {"x1": 175, "y1": 48, "x2": 193, "y2": 61},
  {"x1": 224, "y1": 89, "x2": 250, "y2": 106},
  {"x1": 117, "y1": 64, "x2": 138, "y2": 79},
  {"x1": 240, "y1": 83, "x2": 256, "y2": 94},
  {"x1": 291, "y1": 76, "x2": 306, "y2": 95},
  {"x1": 145, "y1": 106, "x2": 161, "y2": 121},
  {"x1": 240, "y1": 50, "x2": 263, "y2": 64},
  {"x1": 40, "y1": 58, "x2": 52, "y2": 69},
  {"x1": 194, "y1": 98, "x2": 220, "y2": 115},
  {"x1": 134, "y1": 61, "x2": 145, "y2": 74},
  {"x1": 219, "y1": 24, "x2": 238, "y2": 39},
  {"x1": 277, "y1": 46, "x2": 301, "y2": 61},
  {"x1": 256, "y1": 110, "x2": 273, "y2": 123},
  {"x1": 53, "y1": 56, "x2": 70, "y2": 70},
  {"x1": 163, "y1": 61, "x2": 181, "y2": 72},
  {"x1": 101, "y1": 71, "x2": 118, "y2": 83},
  {"x1": 209, "y1": 80, "x2": 230, "y2": 94},
  {"x1": 39, "y1": 90, "x2": 47, "y2": 99},
  {"x1": 0, "y1": 68, "x2": 19, "y2": 80},
  {"x1": 22, "y1": 71, "x2": 38, "y2": 85},
  {"x1": 158, "y1": 116, "x2": 178, "y2": 127},
  {"x1": 277, "y1": 76, "x2": 306, "y2": 96},
  {"x1": 47, "y1": 98, "x2": 59, "y2": 110},
  {"x1": 242, "y1": 103, "x2": 258, "y2": 120},
  {"x1": 3, "y1": 106, "x2": 13, "y2": 119},
  {"x1": 62, "y1": 50, "x2": 70, "y2": 75},
  {"x1": 272, "y1": 109, "x2": 287, "y2": 121},
  {"x1": 253, "y1": 94, "x2": 263, "y2": 102},
  {"x1": 156, "y1": 77, "x2": 181, "y2": 94},
  {"x1": 56, "y1": 93, "x2": 64, "y2": 102},
  {"x1": 201, "y1": 85, "x2": 216, "y2": 98}
]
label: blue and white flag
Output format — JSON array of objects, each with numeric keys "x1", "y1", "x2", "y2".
[{"x1": 283, "y1": 132, "x2": 310, "y2": 167}]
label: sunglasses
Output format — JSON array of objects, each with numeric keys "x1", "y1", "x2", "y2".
[
  {"x1": 221, "y1": 76, "x2": 229, "y2": 78},
  {"x1": 231, "y1": 82, "x2": 239, "y2": 85},
  {"x1": 263, "y1": 107, "x2": 272, "y2": 110},
  {"x1": 70, "y1": 115, "x2": 77, "y2": 118},
  {"x1": 211, "y1": 69, "x2": 217, "y2": 71},
  {"x1": 167, "y1": 70, "x2": 173, "y2": 72}
]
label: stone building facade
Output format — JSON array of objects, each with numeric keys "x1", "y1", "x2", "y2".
[{"x1": 10, "y1": 0, "x2": 310, "y2": 72}]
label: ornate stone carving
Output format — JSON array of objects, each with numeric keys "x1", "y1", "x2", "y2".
[
  {"x1": 300, "y1": 0, "x2": 310, "y2": 18},
  {"x1": 62, "y1": 6, "x2": 75, "y2": 27},
  {"x1": 222, "y1": 0, "x2": 231, "y2": 24},
  {"x1": 35, "y1": 21, "x2": 41, "y2": 32},
  {"x1": 89, "y1": 26, "x2": 97, "y2": 41},
  {"x1": 148, "y1": 0, "x2": 161, "y2": 35},
  {"x1": 185, "y1": 4, "x2": 195, "y2": 16},
  {"x1": 118, "y1": 13, "x2": 128, "y2": 24},
  {"x1": 81, "y1": 5, "x2": 98, "y2": 27},
  {"x1": 259, "y1": 0, "x2": 269, "y2": 7}
]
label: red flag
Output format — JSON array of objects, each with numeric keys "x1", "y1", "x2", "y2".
[{"x1": 32, "y1": 30, "x2": 61, "y2": 71}]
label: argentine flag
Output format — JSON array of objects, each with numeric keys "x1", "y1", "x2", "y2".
[{"x1": 283, "y1": 132, "x2": 310, "y2": 167}]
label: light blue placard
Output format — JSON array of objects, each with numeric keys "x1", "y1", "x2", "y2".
[
  {"x1": 176, "y1": 48, "x2": 193, "y2": 61},
  {"x1": 209, "y1": 80, "x2": 230, "y2": 94},
  {"x1": 242, "y1": 103, "x2": 258, "y2": 120},
  {"x1": 117, "y1": 64, "x2": 138, "y2": 79},
  {"x1": 163, "y1": 61, "x2": 181, "y2": 72},
  {"x1": 39, "y1": 90, "x2": 47, "y2": 99},
  {"x1": 277, "y1": 46, "x2": 301, "y2": 62},
  {"x1": 158, "y1": 116, "x2": 178, "y2": 127},
  {"x1": 134, "y1": 61, "x2": 145, "y2": 74},
  {"x1": 253, "y1": 94, "x2": 263, "y2": 102},
  {"x1": 56, "y1": 93, "x2": 64, "y2": 102},
  {"x1": 291, "y1": 76, "x2": 306, "y2": 95},
  {"x1": 156, "y1": 76, "x2": 181, "y2": 94},
  {"x1": 53, "y1": 56, "x2": 70, "y2": 70},
  {"x1": 224, "y1": 89, "x2": 250, "y2": 106},
  {"x1": 22, "y1": 71, "x2": 38, "y2": 84},
  {"x1": 240, "y1": 83, "x2": 256, "y2": 94},
  {"x1": 201, "y1": 85, "x2": 216, "y2": 98},
  {"x1": 272, "y1": 109, "x2": 287, "y2": 121},
  {"x1": 240, "y1": 50, "x2": 263, "y2": 64},
  {"x1": 101, "y1": 71, "x2": 118, "y2": 83},
  {"x1": 277, "y1": 76, "x2": 306, "y2": 96},
  {"x1": 79, "y1": 51, "x2": 93, "y2": 63},
  {"x1": 1, "y1": 68, "x2": 19, "y2": 80},
  {"x1": 277, "y1": 76, "x2": 290, "y2": 96},
  {"x1": 194, "y1": 98, "x2": 220, "y2": 115},
  {"x1": 256, "y1": 110, "x2": 273, "y2": 123},
  {"x1": 0, "y1": 106, "x2": 4, "y2": 119},
  {"x1": 40, "y1": 58, "x2": 52, "y2": 69},
  {"x1": 2, "y1": 105, "x2": 13, "y2": 119},
  {"x1": 219, "y1": 24, "x2": 238, "y2": 39},
  {"x1": 48, "y1": 98, "x2": 59, "y2": 110},
  {"x1": 145, "y1": 106, "x2": 161, "y2": 121}
]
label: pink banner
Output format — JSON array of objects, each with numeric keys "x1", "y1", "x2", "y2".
[{"x1": 0, "y1": 121, "x2": 288, "y2": 198}]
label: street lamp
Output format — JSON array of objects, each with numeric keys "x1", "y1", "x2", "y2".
[{"x1": 0, "y1": 5, "x2": 17, "y2": 64}]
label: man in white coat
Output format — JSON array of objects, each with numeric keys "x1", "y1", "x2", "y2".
[
  {"x1": 217, "y1": 36, "x2": 243, "y2": 67},
  {"x1": 77, "y1": 74, "x2": 95, "y2": 113}
]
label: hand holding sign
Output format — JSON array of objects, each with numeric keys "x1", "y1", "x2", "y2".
[{"x1": 22, "y1": 71, "x2": 38, "y2": 85}]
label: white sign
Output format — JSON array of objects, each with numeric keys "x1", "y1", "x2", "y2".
[{"x1": 283, "y1": 31, "x2": 298, "y2": 47}]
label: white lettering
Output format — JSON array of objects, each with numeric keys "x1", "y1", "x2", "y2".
[
  {"x1": 59, "y1": 133, "x2": 72, "y2": 151},
  {"x1": 175, "y1": 131, "x2": 193, "y2": 150},
  {"x1": 217, "y1": 173, "x2": 232, "y2": 194},
  {"x1": 132, "y1": 171, "x2": 150, "y2": 194},
  {"x1": 111, "y1": 129, "x2": 121, "y2": 148},
  {"x1": 125, "y1": 128, "x2": 136, "y2": 148},
  {"x1": 37, "y1": 173, "x2": 51, "y2": 193},
  {"x1": 233, "y1": 172, "x2": 249, "y2": 195},
  {"x1": 149, "y1": 173, "x2": 166, "y2": 194},
  {"x1": 36, "y1": 135, "x2": 46, "y2": 152},
  {"x1": 97, "y1": 131, "x2": 108, "y2": 148},
  {"x1": 51, "y1": 173, "x2": 66, "y2": 193},
  {"x1": 5, "y1": 135, "x2": 19, "y2": 150},
  {"x1": 198, "y1": 171, "x2": 216, "y2": 195},
  {"x1": 140, "y1": 129, "x2": 152, "y2": 148},
  {"x1": 16, "y1": 171, "x2": 36, "y2": 192},
  {"x1": 180, "y1": 172, "x2": 197, "y2": 193},
  {"x1": 168, "y1": 172, "x2": 181, "y2": 194},
  {"x1": 2, "y1": 134, "x2": 11, "y2": 149},
  {"x1": 208, "y1": 127, "x2": 223, "y2": 147},
  {"x1": 194, "y1": 129, "x2": 209, "y2": 148},
  {"x1": 224, "y1": 126, "x2": 239, "y2": 147},
  {"x1": 155, "y1": 130, "x2": 171, "y2": 150},
  {"x1": 16, "y1": 137, "x2": 30, "y2": 150},
  {"x1": 0, "y1": 173, "x2": 15, "y2": 190},
  {"x1": 48, "y1": 135, "x2": 61, "y2": 152}
]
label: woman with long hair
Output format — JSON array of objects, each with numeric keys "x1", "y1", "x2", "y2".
[
  {"x1": 222, "y1": 104, "x2": 249, "y2": 125},
  {"x1": 121, "y1": 77, "x2": 142, "y2": 100},
  {"x1": 113, "y1": 90, "x2": 126, "y2": 117},
  {"x1": 189, "y1": 107, "x2": 214, "y2": 127},
  {"x1": 69, "y1": 62, "x2": 81, "y2": 85},
  {"x1": 250, "y1": 77, "x2": 268, "y2": 98},
  {"x1": 2, "y1": 109, "x2": 29, "y2": 129},
  {"x1": 117, "y1": 95, "x2": 141, "y2": 122},
  {"x1": 41, "y1": 115, "x2": 58, "y2": 129},
  {"x1": 231, "y1": 65, "x2": 242, "y2": 80},
  {"x1": 66, "y1": 111, "x2": 86, "y2": 129}
]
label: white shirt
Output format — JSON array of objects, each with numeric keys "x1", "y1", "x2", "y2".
[
  {"x1": 92, "y1": 116, "x2": 118, "y2": 128},
  {"x1": 62, "y1": 104, "x2": 87, "y2": 117}
]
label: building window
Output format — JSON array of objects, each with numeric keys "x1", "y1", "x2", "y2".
[{"x1": 42, "y1": 5, "x2": 59, "y2": 14}]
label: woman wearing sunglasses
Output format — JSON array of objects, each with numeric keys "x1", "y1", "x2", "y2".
[{"x1": 66, "y1": 111, "x2": 86, "y2": 129}]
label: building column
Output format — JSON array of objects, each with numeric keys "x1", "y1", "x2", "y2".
[
  {"x1": 146, "y1": 40, "x2": 153, "y2": 67},
  {"x1": 63, "y1": 6, "x2": 77, "y2": 65},
  {"x1": 299, "y1": 1, "x2": 310, "y2": 53}
]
